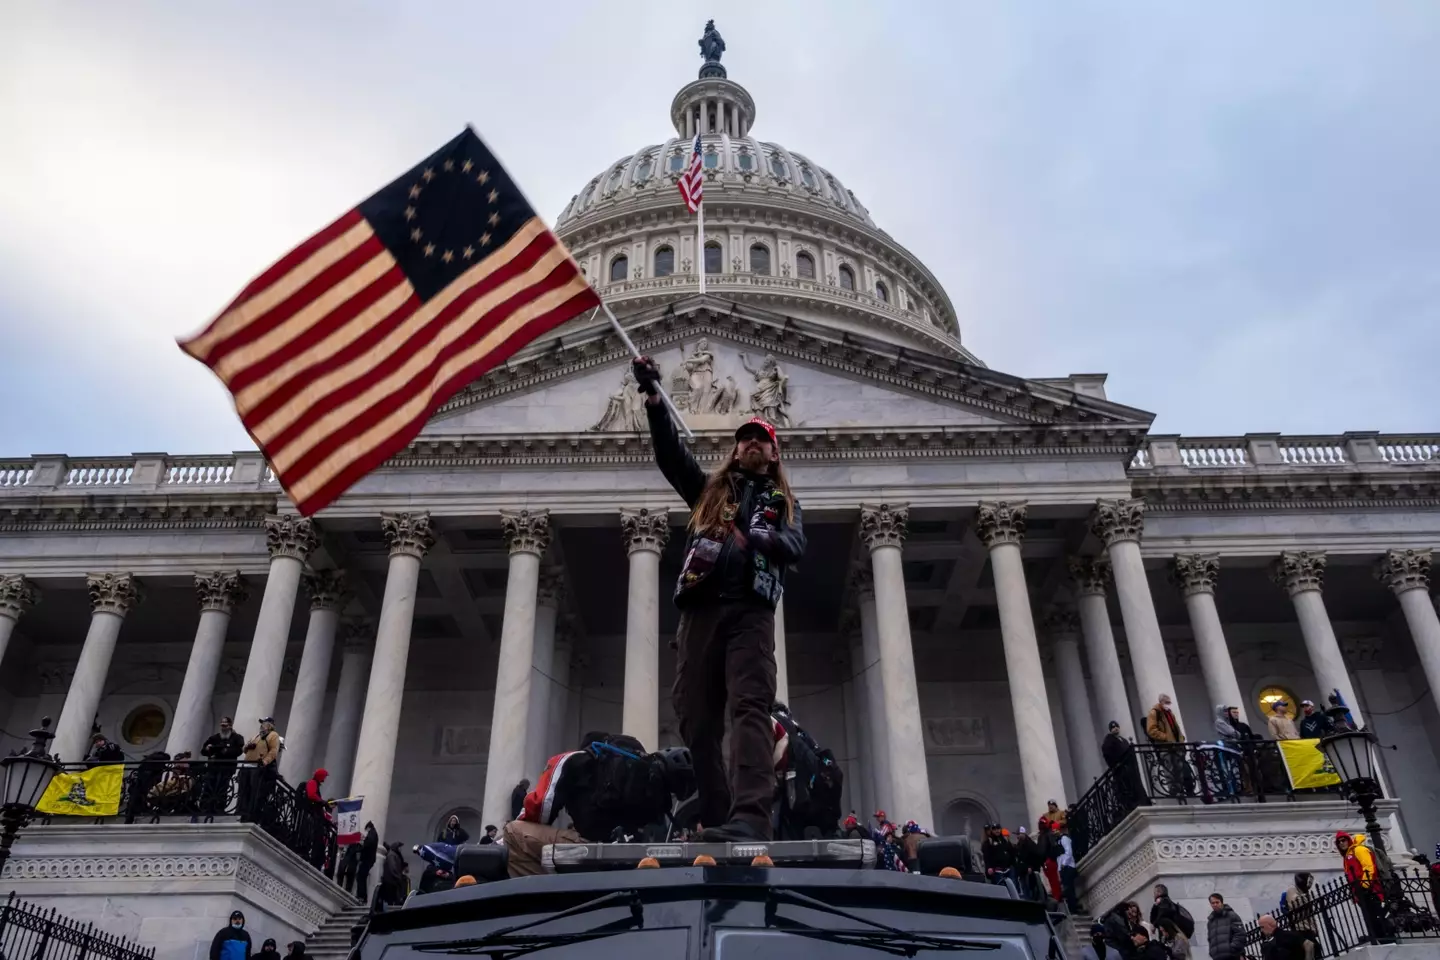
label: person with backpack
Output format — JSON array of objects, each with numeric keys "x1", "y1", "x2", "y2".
[
  {"x1": 633, "y1": 355, "x2": 807, "y2": 843},
  {"x1": 1150, "y1": 884, "x2": 1195, "y2": 941},
  {"x1": 771, "y1": 702, "x2": 843, "y2": 839}
]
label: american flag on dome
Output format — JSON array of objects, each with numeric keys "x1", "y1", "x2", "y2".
[
  {"x1": 179, "y1": 128, "x2": 600, "y2": 517},
  {"x1": 677, "y1": 133, "x2": 703, "y2": 213}
]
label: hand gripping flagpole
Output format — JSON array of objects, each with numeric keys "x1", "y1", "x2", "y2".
[{"x1": 597, "y1": 301, "x2": 695, "y2": 439}]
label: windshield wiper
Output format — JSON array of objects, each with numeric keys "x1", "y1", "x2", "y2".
[
  {"x1": 766, "y1": 888, "x2": 1000, "y2": 957},
  {"x1": 412, "y1": 890, "x2": 643, "y2": 958}
]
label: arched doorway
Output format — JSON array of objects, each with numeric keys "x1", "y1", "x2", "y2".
[{"x1": 940, "y1": 797, "x2": 992, "y2": 842}]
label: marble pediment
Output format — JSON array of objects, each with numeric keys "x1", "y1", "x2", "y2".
[{"x1": 423, "y1": 336, "x2": 1035, "y2": 436}]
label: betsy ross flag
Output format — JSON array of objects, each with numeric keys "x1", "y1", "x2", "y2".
[
  {"x1": 180, "y1": 129, "x2": 601, "y2": 515},
  {"x1": 677, "y1": 133, "x2": 703, "y2": 213}
]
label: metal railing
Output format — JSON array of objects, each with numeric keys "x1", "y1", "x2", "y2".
[
  {"x1": 0, "y1": 891, "x2": 156, "y2": 960},
  {"x1": 1241, "y1": 867, "x2": 1440, "y2": 956},
  {"x1": 1069, "y1": 740, "x2": 1348, "y2": 860},
  {"x1": 35, "y1": 760, "x2": 337, "y2": 879}
]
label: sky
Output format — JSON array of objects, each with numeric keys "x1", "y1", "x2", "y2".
[{"x1": 2, "y1": 1, "x2": 1438, "y2": 456}]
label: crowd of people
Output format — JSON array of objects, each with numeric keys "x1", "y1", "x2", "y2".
[
  {"x1": 207, "y1": 910, "x2": 310, "y2": 960},
  {"x1": 976, "y1": 803, "x2": 1081, "y2": 912}
]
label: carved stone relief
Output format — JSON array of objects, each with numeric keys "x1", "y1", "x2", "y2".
[{"x1": 590, "y1": 339, "x2": 793, "y2": 432}]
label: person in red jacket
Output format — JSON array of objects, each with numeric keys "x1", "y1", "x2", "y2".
[
  {"x1": 303, "y1": 768, "x2": 329, "y2": 804},
  {"x1": 300, "y1": 769, "x2": 333, "y2": 870}
]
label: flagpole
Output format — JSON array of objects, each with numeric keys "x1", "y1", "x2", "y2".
[
  {"x1": 697, "y1": 199, "x2": 706, "y2": 296},
  {"x1": 598, "y1": 301, "x2": 694, "y2": 439}
]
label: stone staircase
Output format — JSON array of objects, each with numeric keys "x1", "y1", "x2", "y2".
[
  {"x1": 305, "y1": 903, "x2": 371, "y2": 960},
  {"x1": 1057, "y1": 912, "x2": 1092, "y2": 959}
]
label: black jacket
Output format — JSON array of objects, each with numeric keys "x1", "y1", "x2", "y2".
[
  {"x1": 1013, "y1": 834, "x2": 1043, "y2": 870},
  {"x1": 646, "y1": 401, "x2": 805, "y2": 610},
  {"x1": 210, "y1": 927, "x2": 252, "y2": 960},
  {"x1": 1102, "y1": 733, "x2": 1132, "y2": 769},
  {"x1": 981, "y1": 837, "x2": 1014, "y2": 874},
  {"x1": 202, "y1": 731, "x2": 245, "y2": 761},
  {"x1": 437, "y1": 823, "x2": 469, "y2": 845},
  {"x1": 1260, "y1": 929, "x2": 1319, "y2": 960},
  {"x1": 1207, "y1": 905, "x2": 1246, "y2": 960},
  {"x1": 359, "y1": 825, "x2": 379, "y2": 870},
  {"x1": 1299, "y1": 712, "x2": 1334, "y2": 739}
]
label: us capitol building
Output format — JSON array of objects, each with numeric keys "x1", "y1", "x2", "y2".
[{"x1": 3, "y1": 24, "x2": 1439, "y2": 956}]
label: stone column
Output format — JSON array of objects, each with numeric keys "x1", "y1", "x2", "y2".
[
  {"x1": 1092, "y1": 498, "x2": 1178, "y2": 715},
  {"x1": 525, "y1": 569, "x2": 563, "y2": 770},
  {"x1": 547, "y1": 636, "x2": 573, "y2": 758},
  {"x1": 1378, "y1": 549, "x2": 1440, "y2": 717},
  {"x1": 482, "y1": 510, "x2": 550, "y2": 828},
  {"x1": 774, "y1": 597, "x2": 791, "y2": 705},
  {"x1": 280, "y1": 570, "x2": 347, "y2": 783},
  {"x1": 351, "y1": 513, "x2": 434, "y2": 839},
  {"x1": 843, "y1": 628, "x2": 869, "y2": 816},
  {"x1": 167, "y1": 572, "x2": 249, "y2": 757},
  {"x1": 0, "y1": 575, "x2": 39, "y2": 675},
  {"x1": 1043, "y1": 607, "x2": 1105, "y2": 790},
  {"x1": 1271, "y1": 551, "x2": 1366, "y2": 725},
  {"x1": 977, "y1": 501, "x2": 1066, "y2": 817},
  {"x1": 620, "y1": 508, "x2": 667, "y2": 750},
  {"x1": 55, "y1": 574, "x2": 140, "y2": 761},
  {"x1": 852, "y1": 567, "x2": 893, "y2": 815},
  {"x1": 1171, "y1": 554, "x2": 1247, "y2": 722},
  {"x1": 1068, "y1": 556, "x2": 1135, "y2": 741},
  {"x1": 322, "y1": 619, "x2": 373, "y2": 798},
  {"x1": 859, "y1": 504, "x2": 934, "y2": 829},
  {"x1": 234, "y1": 516, "x2": 317, "y2": 739}
]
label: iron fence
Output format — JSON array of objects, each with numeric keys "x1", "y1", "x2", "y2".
[
  {"x1": 1240, "y1": 867, "x2": 1440, "y2": 956},
  {"x1": 1070, "y1": 740, "x2": 1348, "y2": 860},
  {"x1": 0, "y1": 891, "x2": 156, "y2": 960}
]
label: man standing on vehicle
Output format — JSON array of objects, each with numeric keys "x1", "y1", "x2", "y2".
[{"x1": 633, "y1": 354, "x2": 807, "y2": 843}]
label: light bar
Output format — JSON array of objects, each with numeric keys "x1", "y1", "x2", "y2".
[{"x1": 541, "y1": 838, "x2": 878, "y2": 873}]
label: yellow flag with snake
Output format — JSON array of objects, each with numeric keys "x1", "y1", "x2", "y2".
[
  {"x1": 36, "y1": 764, "x2": 125, "y2": 816},
  {"x1": 1278, "y1": 738, "x2": 1342, "y2": 789}
]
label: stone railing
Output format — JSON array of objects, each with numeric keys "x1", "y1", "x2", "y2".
[
  {"x1": 1130, "y1": 433, "x2": 1440, "y2": 472},
  {"x1": 0, "y1": 453, "x2": 278, "y2": 492}
]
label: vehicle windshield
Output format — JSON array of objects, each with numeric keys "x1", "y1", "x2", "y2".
[{"x1": 401, "y1": 928, "x2": 688, "y2": 958}]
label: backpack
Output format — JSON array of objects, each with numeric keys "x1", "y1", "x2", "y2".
[
  {"x1": 1172, "y1": 903, "x2": 1195, "y2": 939},
  {"x1": 578, "y1": 734, "x2": 670, "y2": 838},
  {"x1": 773, "y1": 710, "x2": 843, "y2": 837}
]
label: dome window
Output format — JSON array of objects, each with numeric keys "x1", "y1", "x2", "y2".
[
  {"x1": 607, "y1": 167, "x2": 625, "y2": 192},
  {"x1": 581, "y1": 181, "x2": 597, "y2": 207},
  {"x1": 769, "y1": 154, "x2": 787, "y2": 179},
  {"x1": 636, "y1": 158, "x2": 654, "y2": 182},
  {"x1": 609, "y1": 255, "x2": 629, "y2": 282},
  {"x1": 737, "y1": 152, "x2": 754, "y2": 171},
  {"x1": 795, "y1": 252, "x2": 815, "y2": 280},
  {"x1": 704, "y1": 242, "x2": 722, "y2": 275},
  {"x1": 838, "y1": 265, "x2": 855, "y2": 290},
  {"x1": 703, "y1": 151, "x2": 719, "y2": 169},
  {"x1": 654, "y1": 246, "x2": 675, "y2": 278},
  {"x1": 749, "y1": 244, "x2": 771, "y2": 275},
  {"x1": 875, "y1": 280, "x2": 889, "y2": 303},
  {"x1": 669, "y1": 154, "x2": 686, "y2": 173},
  {"x1": 801, "y1": 166, "x2": 817, "y2": 189}
]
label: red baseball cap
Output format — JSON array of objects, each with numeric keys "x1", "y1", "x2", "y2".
[{"x1": 735, "y1": 417, "x2": 777, "y2": 446}]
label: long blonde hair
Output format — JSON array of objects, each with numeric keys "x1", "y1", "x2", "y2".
[{"x1": 688, "y1": 449, "x2": 795, "y2": 534}]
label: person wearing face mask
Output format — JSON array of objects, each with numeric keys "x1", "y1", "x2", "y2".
[
  {"x1": 251, "y1": 938, "x2": 279, "y2": 960},
  {"x1": 210, "y1": 910, "x2": 251, "y2": 960},
  {"x1": 632, "y1": 355, "x2": 807, "y2": 844},
  {"x1": 1079, "y1": 922, "x2": 1111, "y2": 960}
]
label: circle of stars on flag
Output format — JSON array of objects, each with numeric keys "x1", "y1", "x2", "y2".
[{"x1": 402, "y1": 157, "x2": 503, "y2": 262}]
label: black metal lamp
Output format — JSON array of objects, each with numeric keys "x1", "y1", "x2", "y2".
[
  {"x1": 1319, "y1": 728, "x2": 1389, "y2": 867},
  {"x1": 0, "y1": 717, "x2": 60, "y2": 876}
]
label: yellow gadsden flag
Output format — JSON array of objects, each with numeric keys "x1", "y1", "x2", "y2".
[
  {"x1": 1278, "y1": 738, "x2": 1342, "y2": 790},
  {"x1": 37, "y1": 764, "x2": 125, "y2": 816}
]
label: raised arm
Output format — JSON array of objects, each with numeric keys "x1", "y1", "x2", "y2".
[{"x1": 635, "y1": 357, "x2": 707, "y2": 507}]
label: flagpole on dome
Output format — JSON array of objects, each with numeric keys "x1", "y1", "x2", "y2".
[{"x1": 698, "y1": 194, "x2": 705, "y2": 296}]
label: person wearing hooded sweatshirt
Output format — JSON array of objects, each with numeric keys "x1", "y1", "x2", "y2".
[
  {"x1": 210, "y1": 911, "x2": 251, "y2": 960},
  {"x1": 1336, "y1": 831, "x2": 1390, "y2": 943},
  {"x1": 1205, "y1": 893, "x2": 1245, "y2": 960},
  {"x1": 1280, "y1": 871, "x2": 1316, "y2": 915},
  {"x1": 1079, "y1": 922, "x2": 1111, "y2": 960},
  {"x1": 436, "y1": 814, "x2": 469, "y2": 845},
  {"x1": 300, "y1": 769, "x2": 331, "y2": 869},
  {"x1": 251, "y1": 939, "x2": 279, "y2": 960}
]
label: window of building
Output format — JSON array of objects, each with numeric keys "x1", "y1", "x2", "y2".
[
  {"x1": 795, "y1": 251, "x2": 815, "y2": 279},
  {"x1": 749, "y1": 244, "x2": 771, "y2": 275},
  {"x1": 801, "y1": 166, "x2": 817, "y2": 189},
  {"x1": 653, "y1": 246, "x2": 674, "y2": 278},
  {"x1": 737, "y1": 152, "x2": 754, "y2": 171},
  {"x1": 1258, "y1": 685, "x2": 1298, "y2": 722},
  {"x1": 607, "y1": 167, "x2": 624, "y2": 192},
  {"x1": 838, "y1": 265, "x2": 855, "y2": 290},
  {"x1": 703, "y1": 151, "x2": 719, "y2": 169},
  {"x1": 609, "y1": 255, "x2": 629, "y2": 282},
  {"x1": 704, "y1": 242, "x2": 722, "y2": 275},
  {"x1": 635, "y1": 157, "x2": 653, "y2": 182},
  {"x1": 580, "y1": 182, "x2": 597, "y2": 207},
  {"x1": 769, "y1": 154, "x2": 787, "y2": 179},
  {"x1": 669, "y1": 154, "x2": 685, "y2": 173},
  {"x1": 122, "y1": 704, "x2": 167, "y2": 747},
  {"x1": 875, "y1": 280, "x2": 889, "y2": 303}
]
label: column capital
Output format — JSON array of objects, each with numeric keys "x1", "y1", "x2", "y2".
[
  {"x1": 86, "y1": 572, "x2": 140, "y2": 616},
  {"x1": 1091, "y1": 498, "x2": 1147, "y2": 547},
  {"x1": 265, "y1": 514, "x2": 319, "y2": 562},
  {"x1": 1067, "y1": 555, "x2": 1113, "y2": 596},
  {"x1": 1041, "y1": 606, "x2": 1082, "y2": 642},
  {"x1": 380, "y1": 512, "x2": 435, "y2": 559},
  {"x1": 859, "y1": 503, "x2": 908, "y2": 551},
  {"x1": 194, "y1": 571, "x2": 249, "y2": 614},
  {"x1": 848, "y1": 564, "x2": 875, "y2": 602},
  {"x1": 1271, "y1": 550, "x2": 1326, "y2": 596},
  {"x1": 976, "y1": 500, "x2": 1027, "y2": 548},
  {"x1": 1377, "y1": 548, "x2": 1431, "y2": 595},
  {"x1": 303, "y1": 569, "x2": 350, "y2": 611},
  {"x1": 619, "y1": 507, "x2": 669, "y2": 556},
  {"x1": 537, "y1": 567, "x2": 567, "y2": 609},
  {"x1": 1170, "y1": 553, "x2": 1220, "y2": 597},
  {"x1": 340, "y1": 616, "x2": 374, "y2": 653},
  {"x1": 0, "y1": 574, "x2": 40, "y2": 622},
  {"x1": 501, "y1": 509, "x2": 551, "y2": 557}
]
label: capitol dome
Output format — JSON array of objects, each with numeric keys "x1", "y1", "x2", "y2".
[{"x1": 553, "y1": 29, "x2": 976, "y2": 364}]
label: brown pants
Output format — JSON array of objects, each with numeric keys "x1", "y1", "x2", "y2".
[
  {"x1": 673, "y1": 601, "x2": 777, "y2": 837},
  {"x1": 502, "y1": 819, "x2": 582, "y2": 878}
]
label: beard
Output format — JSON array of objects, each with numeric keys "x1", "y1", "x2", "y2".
[{"x1": 737, "y1": 447, "x2": 768, "y2": 472}]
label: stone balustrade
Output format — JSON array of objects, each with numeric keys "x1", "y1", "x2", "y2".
[
  {"x1": 1130, "y1": 432, "x2": 1440, "y2": 472},
  {"x1": 0, "y1": 453, "x2": 277, "y2": 491}
]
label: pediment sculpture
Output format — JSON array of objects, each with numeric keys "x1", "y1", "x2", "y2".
[{"x1": 590, "y1": 339, "x2": 792, "y2": 431}]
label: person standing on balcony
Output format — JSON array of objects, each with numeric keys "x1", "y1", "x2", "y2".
[
  {"x1": 239, "y1": 717, "x2": 281, "y2": 821},
  {"x1": 632, "y1": 355, "x2": 807, "y2": 844},
  {"x1": 209, "y1": 911, "x2": 251, "y2": 960},
  {"x1": 1298, "y1": 700, "x2": 1334, "y2": 740},
  {"x1": 202, "y1": 717, "x2": 244, "y2": 816},
  {"x1": 356, "y1": 821, "x2": 379, "y2": 904},
  {"x1": 1146, "y1": 694, "x2": 1189, "y2": 799},
  {"x1": 1268, "y1": 701, "x2": 1300, "y2": 741},
  {"x1": 1146, "y1": 694, "x2": 1183, "y2": 743}
]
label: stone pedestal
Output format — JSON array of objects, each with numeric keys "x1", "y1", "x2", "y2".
[{"x1": 2, "y1": 823, "x2": 351, "y2": 960}]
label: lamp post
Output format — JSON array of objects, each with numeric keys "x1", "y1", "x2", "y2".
[
  {"x1": 1318, "y1": 727, "x2": 1390, "y2": 870},
  {"x1": 0, "y1": 717, "x2": 60, "y2": 877}
]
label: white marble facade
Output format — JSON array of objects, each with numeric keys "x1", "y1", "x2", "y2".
[{"x1": 4, "y1": 42, "x2": 1440, "y2": 887}]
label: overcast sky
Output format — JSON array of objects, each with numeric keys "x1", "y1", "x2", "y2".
[{"x1": 2, "y1": 2, "x2": 1437, "y2": 456}]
